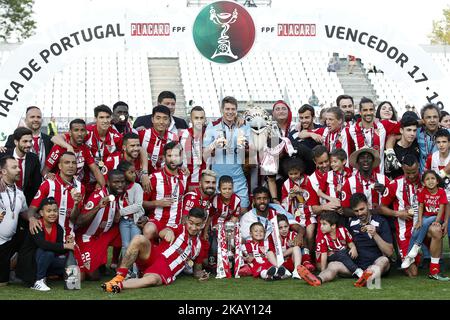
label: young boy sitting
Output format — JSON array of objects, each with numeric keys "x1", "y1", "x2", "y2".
[
  {"x1": 281, "y1": 157, "x2": 319, "y2": 271},
  {"x1": 16, "y1": 197, "x2": 75, "y2": 291},
  {"x1": 240, "y1": 222, "x2": 286, "y2": 280},
  {"x1": 298, "y1": 212, "x2": 372, "y2": 287},
  {"x1": 204, "y1": 175, "x2": 241, "y2": 266},
  {"x1": 277, "y1": 215, "x2": 302, "y2": 279}
]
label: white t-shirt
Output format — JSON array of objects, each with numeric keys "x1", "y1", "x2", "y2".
[{"x1": 0, "y1": 186, "x2": 28, "y2": 245}]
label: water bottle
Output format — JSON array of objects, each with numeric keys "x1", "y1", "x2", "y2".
[{"x1": 64, "y1": 251, "x2": 81, "y2": 290}]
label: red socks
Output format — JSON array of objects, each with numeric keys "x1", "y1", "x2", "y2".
[
  {"x1": 117, "y1": 268, "x2": 129, "y2": 277},
  {"x1": 430, "y1": 263, "x2": 440, "y2": 275}
]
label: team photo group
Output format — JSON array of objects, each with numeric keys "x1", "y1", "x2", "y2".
[{"x1": 0, "y1": 89, "x2": 449, "y2": 294}]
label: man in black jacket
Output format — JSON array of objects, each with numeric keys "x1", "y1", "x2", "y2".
[
  {"x1": 5, "y1": 127, "x2": 42, "y2": 206},
  {"x1": 5, "y1": 106, "x2": 53, "y2": 172},
  {"x1": 133, "y1": 91, "x2": 188, "y2": 133},
  {"x1": 1, "y1": 128, "x2": 42, "y2": 273}
]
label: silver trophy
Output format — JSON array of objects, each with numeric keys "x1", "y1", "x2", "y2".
[
  {"x1": 224, "y1": 221, "x2": 236, "y2": 262},
  {"x1": 210, "y1": 6, "x2": 238, "y2": 60}
]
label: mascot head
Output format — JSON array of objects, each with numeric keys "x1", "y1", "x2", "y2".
[{"x1": 243, "y1": 102, "x2": 274, "y2": 151}]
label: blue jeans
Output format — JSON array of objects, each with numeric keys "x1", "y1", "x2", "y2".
[
  {"x1": 119, "y1": 217, "x2": 141, "y2": 256},
  {"x1": 35, "y1": 248, "x2": 65, "y2": 280},
  {"x1": 408, "y1": 216, "x2": 437, "y2": 252}
]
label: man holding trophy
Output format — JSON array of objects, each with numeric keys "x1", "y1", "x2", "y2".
[{"x1": 203, "y1": 96, "x2": 250, "y2": 212}]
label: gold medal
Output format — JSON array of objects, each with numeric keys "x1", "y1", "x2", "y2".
[
  {"x1": 108, "y1": 195, "x2": 115, "y2": 202},
  {"x1": 187, "y1": 259, "x2": 194, "y2": 268},
  {"x1": 408, "y1": 208, "x2": 414, "y2": 216},
  {"x1": 98, "y1": 161, "x2": 104, "y2": 168}
]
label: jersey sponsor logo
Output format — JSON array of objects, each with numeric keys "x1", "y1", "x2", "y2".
[{"x1": 85, "y1": 201, "x2": 94, "y2": 210}]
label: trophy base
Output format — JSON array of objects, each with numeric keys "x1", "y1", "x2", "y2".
[{"x1": 211, "y1": 50, "x2": 238, "y2": 60}]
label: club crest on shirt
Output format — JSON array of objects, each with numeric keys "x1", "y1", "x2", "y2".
[
  {"x1": 303, "y1": 191, "x2": 310, "y2": 201},
  {"x1": 341, "y1": 191, "x2": 347, "y2": 201},
  {"x1": 85, "y1": 201, "x2": 94, "y2": 210}
]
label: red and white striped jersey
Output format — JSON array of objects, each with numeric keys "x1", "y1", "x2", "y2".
[
  {"x1": 349, "y1": 119, "x2": 400, "y2": 173},
  {"x1": 312, "y1": 126, "x2": 354, "y2": 166},
  {"x1": 102, "y1": 151, "x2": 142, "y2": 182},
  {"x1": 146, "y1": 167, "x2": 187, "y2": 227},
  {"x1": 31, "y1": 174, "x2": 85, "y2": 238},
  {"x1": 281, "y1": 174, "x2": 319, "y2": 215},
  {"x1": 309, "y1": 169, "x2": 327, "y2": 193},
  {"x1": 210, "y1": 193, "x2": 241, "y2": 227},
  {"x1": 344, "y1": 120, "x2": 356, "y2": 128},
  {"x1": 309, "y1": 169, "x2": 328, "y2": 205},
  {"x1": 242, "y1": 239, "x2": 274, "y2": 264},
  {"x1": 77, "y1": 187, "x2": 124, "y2": 242},
  {"x1": 341, "y1": 172, "x2": 390, "y2": 209},
  {"x1": 426, "y1": 150, "x2": 450, "y2": 173},
  {"x1": 381, "y1": 176, "x2": 421, "y2": 242},
  {"x1": 280, "y1": 230, "x2": 297, "y2": 251},
  {"x1": 316, "y1": 226, "x2": 353, "y2": 255},
  {"x1": 159, "y1": 224, "x2": 204, "y2": 279},
  {"x1": 179, "y1": 128, "x2": 206, "y2": 188},
  {"x1": 323, "y1": 168, "x2": 353, "y2": 200},
  {"x1": 85, "y1": 124, "x2": 123, "y2": 163},
  {"x1": 182, "y1": 188, "x2": 213, "y2": 218},
  {"x1": 46, "y1": 135, "x2": 95, "y2": 185},
  {"x1": 138, "y1": 128, "x2": 178, "y2": 174}
]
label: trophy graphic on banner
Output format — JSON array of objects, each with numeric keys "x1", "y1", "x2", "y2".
[{"x1": 210, "y1": 6, "x2": 238, "y2": 60}]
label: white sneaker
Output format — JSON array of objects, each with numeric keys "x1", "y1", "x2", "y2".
[
  {"x1": 408, "y1": 244, "x2": 421, "y2": 259},
  {"x1": 31, "y1": 279, "x2": 50, "y2": 291},
  {"x1": 282, "y1": 269, "x2": 292, "y2": 279},
  {"x1": 401, "y1": 256, "x2": 415, "y2": 269},
  {"x1": 292, "y1": 269, "x2": 302, "y2": 279}
]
